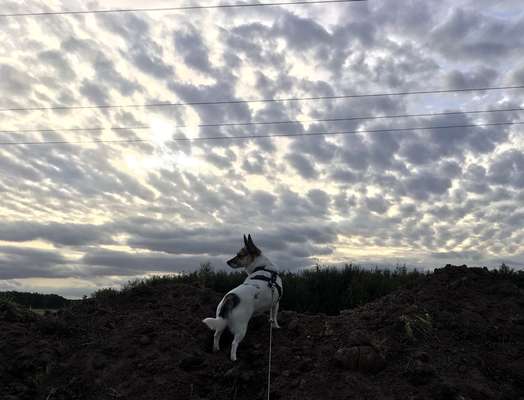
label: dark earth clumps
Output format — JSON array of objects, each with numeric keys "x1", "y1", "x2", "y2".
[{"x1": 1, "y1": 265, "x2": 523, "y2": 400}]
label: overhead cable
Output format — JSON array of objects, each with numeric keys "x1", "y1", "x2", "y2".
[
  {"x1": 1, "y1": 85, "x2": 523, "y2": 113},
  {"x1": 0, "y1": 121, "x2": 521, "y2": 146},
  {"x1": 1, "y1": 106, "x2": 523, "y2": 135},
  {"x1": 0, "y1": 0, "x2": 366, "y2": 17}
]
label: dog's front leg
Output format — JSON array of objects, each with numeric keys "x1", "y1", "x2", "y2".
[{"x1": 270, "y1": 301, "x2": 281, "y2": 329}]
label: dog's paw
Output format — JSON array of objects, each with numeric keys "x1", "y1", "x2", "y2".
[
  {"x1": 271, "y1": 322, "x2": 281, "y2": 329},
  {"x1": 213, "y1": 346, "x2": 220, "y2": 353}
]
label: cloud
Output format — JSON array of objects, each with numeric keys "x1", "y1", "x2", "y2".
[
  {"x1": 0, "y1": 63, "x2": 34, "y2": 97},
  {"x1": 128, "y1": 45, "x2": 174, "y2": 79},
  {"x1": 431, "y1": 250, "x2": 482, "y2": 261},
  {"x1": 273, "y1": 13, "x2": 330, "y2": 51},
  {"x1": 285, "y1": 153, "x2": 318, "y2": 179},
  {"x1": 364, "y1": 195, "x2": 390, "y2": 214},
  {"x1": 38, "y1": 50, "x2": 76, "y2": 81},
  {"x1": 445, "y1": 66, "x2": 498, "y2": 88},
  {"x1": 92, "y1": 54, "x2": 142, "y2": 96},
  {"x1": 79, "y1": 80, "x2": 110, "y2": 105},
  {"x1": 0, "y1": 246, "x2": 70, "y2": 279},
  {"x1": 431, "y1": 8, "x2": 524, "y2": 60},
  {"x1": 404, "y1": 171, "x2": 452, "y2": 200},
  {"x1": 487, "y1": 149, "x2": 524, "y2": 188},
  {"x1": 81, "y1": 249, "x2": 223, "y2": 275},
  {"x1": 174, "y1": 25, "x2": 213, "y2": 74},
  {"x1": 0, "y1": 222, "x2": 112, "y2": 247}
]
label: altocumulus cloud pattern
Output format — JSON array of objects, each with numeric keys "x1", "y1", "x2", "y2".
[{"x1": 0, "y1": 0, "x2": 524, "y2": 297}]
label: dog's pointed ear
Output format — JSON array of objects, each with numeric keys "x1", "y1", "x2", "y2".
[
  {"x1": 247, "y1": 234, "x2": 261, "y2": 256},
  {"x1": 243, "y1": 234, "x2": 248, "y2": 248}
]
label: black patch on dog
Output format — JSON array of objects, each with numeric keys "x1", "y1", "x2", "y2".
[{"x1": 219, "y1": 293, "x2": 240, "y2": 318}]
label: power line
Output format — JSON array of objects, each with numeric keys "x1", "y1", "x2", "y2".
[
  {"x1": 2, "y1": 106, "x2": 523, "y2": 135},
  {"x1": 0, "y1": 0, "x2": 366, "y2": 17},
  {"x1": 0, "y1": 121, "x2": 521, "y2": 146},
  {"x1": 2, "y1": 85, "x2": 523, "y2": 113}
]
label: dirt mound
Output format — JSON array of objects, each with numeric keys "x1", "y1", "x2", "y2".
[{"x1": 1, "y1": 265, "x2": 523, "y2": 400}]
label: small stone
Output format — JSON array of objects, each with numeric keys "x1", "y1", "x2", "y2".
[
  {"x1": 223, "y1": 366, "x2": 240, "y2": 379},
  {"x1": 406, "y1": 360, "x2": 437, "y2": 386},
  {"x1": 334, "y1": 348, "x2": 359, "y2": 370},
  {"x1": 287, "y1": 319, "x2": 299, "y2": 331},
  {"x1": 180, "y1": 355, "x2": 206, "y2": 371},
  {"x1": 430, "y1": 381, "x2": 459, "y2": 400},
  {"x1": 92, "y1": 356, "x2": 106, "y2": 370},
  {"x1": 240, "y1": 371, "x2": 255, "y2": 382},
  {"x1": 414, "y1": 351, "x2": 431, "y2": 363},
  {"x1": 299, "y1": 358, "x2": 314, "y2": 372},
  {"x1": 139, "y1": 335, "x2": 151, "y2": 345},
  {"x1": 334, "y1": 346, "x2": 386, "y2": 373}
]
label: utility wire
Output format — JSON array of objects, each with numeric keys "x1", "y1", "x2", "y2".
[
  {"x1": 2, "y1": 85, "x2": 523, "y2": 113},
  {"x1": 0, "y1": 0, "x2": 366, "y2": 17},
  {"x1": 2, "y1": 106, "x2": 523, "y2": 135},
  {"x1": 0, "y1": 121, "x2": 521, "y2": 146}
]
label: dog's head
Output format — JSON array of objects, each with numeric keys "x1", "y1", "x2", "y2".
[{"x1": 227, "y1": 234, "x2": 261, "y2": 270}]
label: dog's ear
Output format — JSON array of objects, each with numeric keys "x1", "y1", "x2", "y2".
[
  {"x1": 246, "y1": 234, "x2": 261, "y2": 256},
  {"x1": 243, "y1": 234, "x2": 248, "y2": 248}
]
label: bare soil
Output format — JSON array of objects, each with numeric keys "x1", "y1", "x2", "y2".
[{"x1": 1, "y1": 265, "x2": 523, "y2": 400}]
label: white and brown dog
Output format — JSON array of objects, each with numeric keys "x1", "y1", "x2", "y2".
[{"x1": 202, "y1": 234, "x2": 283, "y2": 361}]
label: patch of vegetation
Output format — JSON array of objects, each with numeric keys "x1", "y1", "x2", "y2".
[
  {"x1": 91, "y1": 287, "x2": 120, "y2": 300},
  {"x1": 108, "y1": 263, "x2": 425, "y2": 315},
  {"x1": 279, "y1": 264, "x2": 425, "y2": 315},
  {"x1": 0, "y1": 295, "x2": 36, "y2": 322},
  {"x1": 493, "y1": 263, "x2": 524, "y2": 288},
  {"x1": 88, "y1": 262, "x2": 523, "y2": 315},
  {"x1": 0, "y1": 291, "x2": 70, "y2": 309},
  {"x1": 399, "y1": 313, "x2": 433, "y2": 342}
]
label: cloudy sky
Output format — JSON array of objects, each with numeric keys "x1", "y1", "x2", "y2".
[{"x1": 1, "y1": 0, "x2": 523, "y2": 297}]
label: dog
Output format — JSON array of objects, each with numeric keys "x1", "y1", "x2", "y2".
[{"x1": 202, "y1": 234, "x2": 283, "y2": 361}]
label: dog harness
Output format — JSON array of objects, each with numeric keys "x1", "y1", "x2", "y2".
[{"x1": 249, "y1": 266, "x2": 283, "y2": 299}]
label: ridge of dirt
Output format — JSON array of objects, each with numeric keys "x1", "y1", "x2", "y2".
[{"x1": 1, "y1": 265, "x2": 523, "y2": 400}]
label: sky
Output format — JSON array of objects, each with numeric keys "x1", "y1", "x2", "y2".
[{"x1": 1, "y1": 0, "x2": 524, "y2": 298}]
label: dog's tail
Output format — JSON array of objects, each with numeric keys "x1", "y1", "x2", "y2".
[
  {"x1": 202, "y1": 317, "x2": 227, "y2": 331},
  {"x1": 203, "y1": 293, "x2": 240, "y2": 331}
]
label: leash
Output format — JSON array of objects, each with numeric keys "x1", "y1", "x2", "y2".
[
  {"x1": 266, "y1": 285, "x2": 275, "y2": 400},
  {"x1": 249, "y1": 266, "x2": 280, "y2": 400}
]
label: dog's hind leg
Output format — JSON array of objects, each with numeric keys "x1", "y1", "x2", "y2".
[
  {"x1": 213, "y1": 328, "x2": 224, "y2": 352},
  {"x1": 230, "y1": 323, "x2": 247, "y2": 362},
  {"x1": 202, "y1": 316, "x2": 228, "y2": 352}
]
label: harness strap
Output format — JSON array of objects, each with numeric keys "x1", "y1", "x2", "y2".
[
  {"x1": 249, "y1": 266, "x2": 282, "y2": 299},
  {"x1": 252, "y1": 266, "x2": 276, "y2": 274}
]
